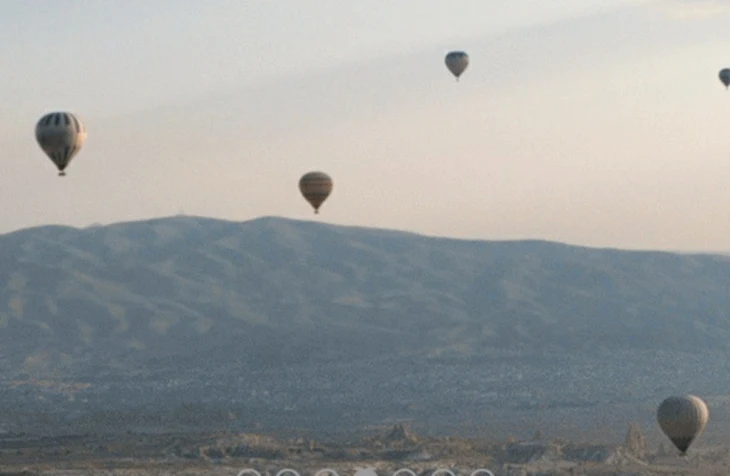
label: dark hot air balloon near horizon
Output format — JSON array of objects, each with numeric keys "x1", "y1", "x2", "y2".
[
  {"x1": 35, "y1": 112, "x2": 87, "y2": 176},
  {"x1": 299, "y1": 171, "x2": 332, "y2": 214},
  {"x1": 657, "y1": 395, "x2": 709, "y2": 456},
  {"x1": 719, "y1": 68, "x2": 730, "y2": 89}
]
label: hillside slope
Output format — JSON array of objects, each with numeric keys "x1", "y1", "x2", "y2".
[{"x1": 0, "y1": 215, "x2": 728, "y2": 372}]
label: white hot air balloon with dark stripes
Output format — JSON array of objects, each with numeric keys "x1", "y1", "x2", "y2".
[
  {"x1": 656, "y1": 395, "x2": 709, "y2": 456},
  {"x1": 719, "y1": 68, "x2": 730, "y2": 89},
  {"x1": 35, "y1": 112, "x2": 87, "y2": 176},
  {"x1": 445, "y1": 51, "x2": 469, "y2": 81},
  {"x1": 299, "y1": 171, "x2": 332, "y2": 214}
]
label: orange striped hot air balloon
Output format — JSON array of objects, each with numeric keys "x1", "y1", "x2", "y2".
[{"x1": 299, "y1": 171, "x2": 332, "y2": 214}]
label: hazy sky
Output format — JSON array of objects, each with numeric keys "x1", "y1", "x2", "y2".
[{"x1": 2, "y1": 0, "x2": 730, "y2": 251}]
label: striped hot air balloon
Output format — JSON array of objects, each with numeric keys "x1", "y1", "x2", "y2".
[
  {"x1": 657, "y1": 395, "x2": 709, "y2": 455},
  {"x1": 299, "y1": 171, "x2": 332, "y2": 214},
  {"x1": 35, "y1": 112, "x2": 87, "y2": 176}
]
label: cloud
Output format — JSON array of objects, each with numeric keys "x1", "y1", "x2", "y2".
[{"x1": 654, "y1": 0, "x2": 730, "y2": 19}]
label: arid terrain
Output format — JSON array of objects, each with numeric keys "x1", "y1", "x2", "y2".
[
  {"x1": 3, "y1": 217, "x2": 730, "y2": 475},
  {"x1": 0, "y1": 424, "x2": 728, "y2": 476}
]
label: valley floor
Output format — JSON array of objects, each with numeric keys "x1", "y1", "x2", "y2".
[{"x1": 1, "y1": 428, "x2": 728, "y2": 476}]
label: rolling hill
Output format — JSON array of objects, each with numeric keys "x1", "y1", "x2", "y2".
[
  {"x1": 1, "y1": 215, "x2": 730, "y2": 439},
  {"x1": 1, "y1": 215, "x2": 729, "y2": 367}
]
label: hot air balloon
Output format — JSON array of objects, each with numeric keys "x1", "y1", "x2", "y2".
[
  {"x1": 299, "y1": 171, "x2": 332, "y2": 214},
  {"x1": 720, "y1": 68, "x2": 730, "y2": 89},
  {"x1": 35, "y1": 112, "x2": 87, "y2": 176},
  {"x1": 445, "y1": 51, "x2": 469, "y2": 81},
  {"x1": 657, "y1": 395, "x2": 709, "y2": 455}
]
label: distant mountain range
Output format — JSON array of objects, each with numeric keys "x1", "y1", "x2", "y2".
[
  {"x1": 2, "y1": 215, "x2": 730, "y2": 439},
  {"x1": 2, "y1": 215, "x2": 729, "y2": 368}
]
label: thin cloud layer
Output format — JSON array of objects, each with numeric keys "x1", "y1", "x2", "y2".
[{"x1": 654, "y1": 0, "x2": 730, "y2": 19}]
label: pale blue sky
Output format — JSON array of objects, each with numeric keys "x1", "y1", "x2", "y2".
[{"x1": 1, "y1": 0, "x2": 730, "y2": 251}]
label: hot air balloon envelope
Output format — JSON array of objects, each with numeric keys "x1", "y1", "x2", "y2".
[
  {"x1": 656, "y1": 395, "x2": 709, "y2": 455},
  {"x1": 719, "y1": 68, "x2": 730, "y2": 89},
  {"x1": 35, "y1": 112, "x2": 87, "y2": 176},
  {"x1": 299, "y1": 171, "x2": 333, "y2": 214},
  {"x1": 445, "y1": 51, "x2": 469, "y2": 80}
]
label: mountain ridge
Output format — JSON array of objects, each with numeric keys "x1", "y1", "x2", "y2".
[
  {"x1": 1, "y1": 214, "x2": 730, "y2": 437},
  {"x1": 8, "y1": 214, "x2": 722, "y2": 255},
  {"x1": 1, "y1": 214, "x2": 729, "y2": 371}
]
